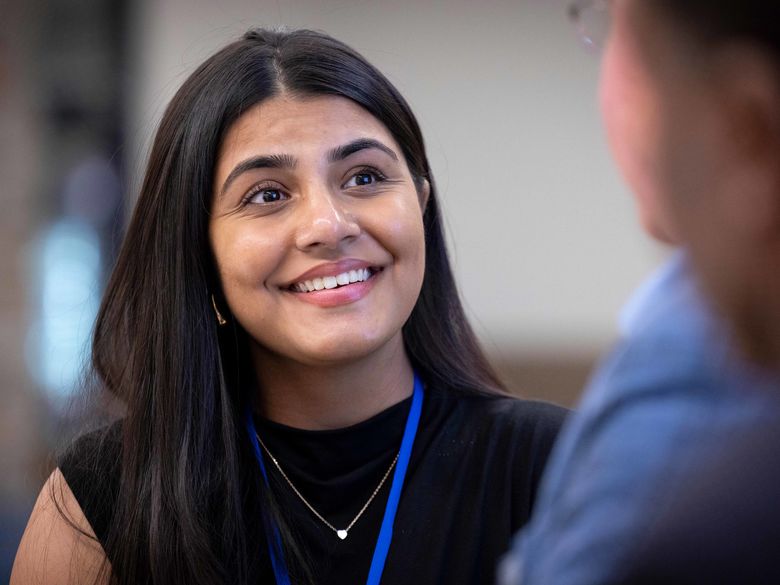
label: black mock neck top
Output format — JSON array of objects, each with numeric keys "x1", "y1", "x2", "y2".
[{"x1": 60, "y1": 384, "x2": 567, "y2": 584}]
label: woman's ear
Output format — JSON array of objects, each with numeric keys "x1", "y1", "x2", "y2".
[{"x1": 418, "y1": 179, "x2": 431, "y2": 212}]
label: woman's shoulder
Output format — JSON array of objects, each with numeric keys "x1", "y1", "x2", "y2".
[
  {"x1": 484, "y1": 393, "x2": 569, "y2": 430},
  {"x1": 440, "y1": 385, "x2": 567, "y2": 425},
  {"x1": 11, "y1": 468, "x2": 110, "y2": 584},
  {"x1": 429, "y1": 384, "x2": 569, "y2": 448},
  {"x1": 59, "y1": 422, "x2": 122, "y2": 487},
  {"x1": 57, "y1": 422, "x2": 122, "y2": 546},
  {"x1": 424, "y1": 385, "x2": 570, "y2": 518}
]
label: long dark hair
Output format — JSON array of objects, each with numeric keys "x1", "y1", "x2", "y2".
[
  {"x1": 654, "y1": 1, "x2": 780, "y2": 60},
  {"x1": 72, "y1": 28, "x2": 505, "y2": 585}
]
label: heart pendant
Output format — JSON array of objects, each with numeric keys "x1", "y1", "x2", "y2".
[{"x1": 337, "y1": 530, "x2": 348, "y2": 540}]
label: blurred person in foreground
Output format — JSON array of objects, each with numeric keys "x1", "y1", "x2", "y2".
[{"x1": 500, "y1": 1, "x2": 780, "y2": 584}]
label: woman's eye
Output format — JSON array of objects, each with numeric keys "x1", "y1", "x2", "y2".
[
  {"x1": 344, "y1": 169, "x2": 385, "y2": 189},
  {"x1": 246, "y1": 188, "x2": 287, "y2": 205}
]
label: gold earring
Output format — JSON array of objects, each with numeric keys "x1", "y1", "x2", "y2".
[{"x1": 211, "y1": 294, "x2": 227, "y2": 326}]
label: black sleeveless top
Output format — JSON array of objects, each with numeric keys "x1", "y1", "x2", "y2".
[{"x1": 59, "y1": 386, "x2": 566, "y2": 584}]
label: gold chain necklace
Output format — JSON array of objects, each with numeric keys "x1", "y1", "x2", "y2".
[{"x1": 256, "y1": 434, "x2": 399, "y2": 540}]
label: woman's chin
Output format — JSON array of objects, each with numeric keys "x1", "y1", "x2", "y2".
[{"x1": 254, "y1": 330, "x2": 400, "y2": 369}]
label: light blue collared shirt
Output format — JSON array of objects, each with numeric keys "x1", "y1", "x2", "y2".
[{"x1": 500, "y1": 252, "x2": 780, "y2": 585}]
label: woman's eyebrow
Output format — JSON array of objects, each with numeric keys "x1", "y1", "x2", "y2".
[
  {"x1": 327, "y1": 138, "x2": 399, "y2": 163},
  {"x1": 220, "y1": 139, "x2": 398, "y2": 197},
  {"x1": 220, "y1": 153, "x2": 297, "y2": 196}
]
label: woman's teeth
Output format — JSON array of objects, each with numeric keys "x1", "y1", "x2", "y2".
[{"x1": 292, "y1": 268, "x2": 372, "y2": 293}]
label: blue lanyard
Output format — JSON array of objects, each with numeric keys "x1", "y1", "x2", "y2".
[{"x1": 246, "y1": 374, "x2": 424, "y2": 585}]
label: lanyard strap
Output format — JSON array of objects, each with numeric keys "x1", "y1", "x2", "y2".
[
  {"x1": 246, "y1": 374, "x2": 424, "y2": 585},
  {"x1": 366, "y1": 374, "x2": 423, "y2": 585},
  {"x1": 246, "y1": 410, "x2": 293, "y2": 585}
]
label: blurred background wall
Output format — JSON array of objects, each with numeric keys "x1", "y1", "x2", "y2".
[{"x1": 0, "y1": 0, "x2": 663, "y2": 576}]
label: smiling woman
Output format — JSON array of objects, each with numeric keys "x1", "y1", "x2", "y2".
[
  {"x1": 210, "y1": 96, "x2": 428, "y2": 387},
  {"x1": 11, "y1": 29, "x2": 567, "y2": 585}
]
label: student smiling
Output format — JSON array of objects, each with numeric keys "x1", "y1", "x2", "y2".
[
  {"x1": 209, "y1": 96, "x2": 430, "y2": 421},
  {"x1": 11, "y1": 29, "x2": 566, "y2": 585}
]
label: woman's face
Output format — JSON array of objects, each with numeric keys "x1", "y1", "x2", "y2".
[{"x1": 209, "y1": 95, "x2": 428, "y2": 368}]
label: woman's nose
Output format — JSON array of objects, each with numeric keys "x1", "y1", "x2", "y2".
[{"x1": 294, "y1": 187, "x2": 360, "y2": 251}]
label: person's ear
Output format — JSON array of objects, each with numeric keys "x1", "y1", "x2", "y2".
[
  {"x1": 418, "y1": 178, "x2": 431, "y2": 212},
  {"x1": 713, "y1": 45, "x2": 780, "y2": 241}
]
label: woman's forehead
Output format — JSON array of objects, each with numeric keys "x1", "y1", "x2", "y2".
[{"x1": 216, "y1": 95, "x2": 399, "y2": 170}]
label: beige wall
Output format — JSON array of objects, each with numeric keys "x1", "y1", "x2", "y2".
[{"x1": 129, "y1": 0, "x2": 665, "y2": 368}]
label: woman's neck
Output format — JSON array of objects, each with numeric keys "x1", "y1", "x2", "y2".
[{"x1": 250, "y1": 336, "x2": 415, "y2": 430}]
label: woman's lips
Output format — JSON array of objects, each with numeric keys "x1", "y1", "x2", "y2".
[
  {"x1": 286, "y1": 268, "x2": 381, "y2": 308},
  {"x1": 285, "y1": 258, "x2": 377, "y2": 287},
  {"x1": 289, "y1": 267, "x2": 373, "y2": 292}
]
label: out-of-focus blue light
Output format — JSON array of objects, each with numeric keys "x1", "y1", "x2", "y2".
[{"x1": 26, "y1": 218, "x2": 102, "y2": 405}]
